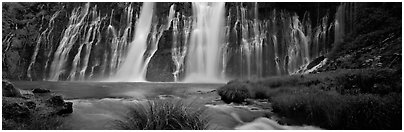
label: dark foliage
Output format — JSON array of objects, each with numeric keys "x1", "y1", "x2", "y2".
[
  {"x1": 272, "y1": 92, "x2": 401, "y2": 129},
  {"x1": 2, "y1": 109, "x2": 65, "y2": 130},
  {"x1": 217, "y1": 80, "x2": 252, "y2": 103},
  {"x1": 217, "y1": 68, "x2": 401, "y2": 129}
]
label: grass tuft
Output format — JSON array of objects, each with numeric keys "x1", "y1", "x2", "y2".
[{"x1": 114, "y1": 99, "x2": 208, "y2": 130}]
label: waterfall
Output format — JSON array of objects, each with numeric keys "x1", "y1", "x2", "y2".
[
  {"x1": 49, "y1": 3, "x2": 91, "y2": 81},
  {"x1": 287, "y1": 14, "x2": 310, "y2": 74},
  {"x1": 27, "y1": 10, "x2": 61, "y2": 81},
  {"x1": 171, "y1": 11, "x2": 193, "y2": 82},
  {"x1": 335, "y1": 3, "x2": 356, "y2": 46},
  {"x1": 226, "y1": 4, "x2": 333, "y2": 78},
  {"x1": 114, "y1": 2, "x2": 175, "y2": 81},
  {"x1": 103, "y1": 4, "x2": 137, "y2": 79},
  {"x1": 221, "y1": 11, "x2": 232, "y2": 80},
  {"x1": 36, "y1": 2, "x2": 339, "y2": 82},
  {"x1": 114, "y1": 2, "x2": 154, "y2": 81},
  {"x1": 237, "y1": 3, "x2": 267, "y2": 79},
  {"x1": 182, "y1": 2, "x2": 226, "y2": 83},
  {"x1": 68, "y1": 5, "x2": 103, "y2": 81}
]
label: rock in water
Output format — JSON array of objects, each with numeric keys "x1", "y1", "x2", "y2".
[
  {"x1": 32, "y1": 88, "x2": 51, "y2": 93},
  {"x1": 46, "y1": 95, "x2": 73, "y2": 115},
  {"x1": 2, "y1": 80, "x2": 22, "y2": 97},
  {"x1": 47, "y1": 95, "x2": 65, "y2": 106},
  {"x1": 57, "y1": 102, "x2": 73, "y2": 115}
]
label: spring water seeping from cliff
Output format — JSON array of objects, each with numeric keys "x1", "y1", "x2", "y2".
[{"x1": 28, "y1": 2, "x2": 347, "y2": 82}]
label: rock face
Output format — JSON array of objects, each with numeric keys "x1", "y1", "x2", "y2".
[
  {"x1": 58, "y1": 102, "x2": 73, "y2": 115},
  {"x1": 2, "y1": 80, "x2": 73, "y2": 130}
]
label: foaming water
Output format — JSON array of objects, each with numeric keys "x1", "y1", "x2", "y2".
[{"x1": 205, "y1": 104, "x2": 322, "y2": 130}]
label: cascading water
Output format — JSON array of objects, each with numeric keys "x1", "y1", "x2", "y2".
[
  {"x1": 29, "y1": 2, "x2": 342, "y2": 82},
  {"x1": 104, "y1": 4, "x2": 138, "y2": 79},
  {"x1": 288, "y1": 15, "x2": 310, "y2": 74},
  {"x1": 68, "y1": 5, "x2": 103, "y2": 81},
  {"x1": 171, "y1": 12, "x2": 191, "y2": 82},
  {"x1": 27, "y1": 10, "x2": 61, "y2": 81},
  {"x1": 49, "y1": 3, "x2": 92, "y2": 81},
  {"x1": 222, "y1": 4, "x2": 334, "y2": 78},
  {"x1": 237, "y1": 3, "x2": 267, "y2": 79},
  {"x1": 335, "y1": 3, "x2": 356, "y2": 46},
  {"x1": 113, "y1": 2, "x2": 154, "y2": 81},
  {"x1": 114, "y1": 3, "x2": 175, "y2": 81},
  {"x1": 183, "y1": 2, "x2": 226, "y2": 83},
  {"x1": 43, "y1": 2, "x2": 174, "y2": 82}
]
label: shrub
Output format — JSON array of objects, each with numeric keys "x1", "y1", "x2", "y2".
[
  {"x1": 341, "y1": 93, "x2": 401, "y2": 129},
  {"x1": 271, "y1": 91, "x2": 401, "y2": 129},
  {"x1": 256, "y1": 75, "x2": 300, "y2": 88},
  {"x1": 271, "y1": 88, "x2": 345, "y2": 129},
  {"x1": 217, "y1": 81, "x2": 252, "y2": 103},
  {"x1": 114, "y1": 99, "x2": 208, "y2": 130},
  {"x1": 333, "y1": 68, "x2": 401, "y2": 95}
]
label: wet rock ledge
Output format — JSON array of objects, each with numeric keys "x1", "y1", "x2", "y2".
[{"x1": 2, "y1": 79, "x2": 73, "y2": 130}]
